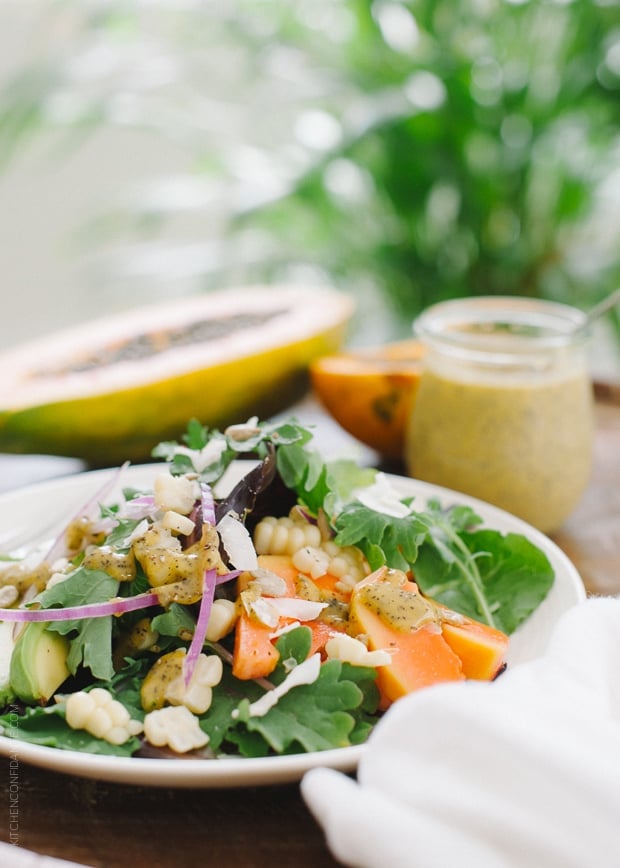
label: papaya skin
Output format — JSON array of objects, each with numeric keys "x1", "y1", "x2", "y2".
[
  {"x1": 0, "y1": 329, "x2": 346, "y2": 465},
  {"x1": 0, "y1": 289, "x2": 353, "y2": 465}
]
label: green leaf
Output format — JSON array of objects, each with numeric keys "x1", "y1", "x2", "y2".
[
  {"x1": 239, "y1": 660, "x2": 369, "y2": 754},
  {"x1": 198, "y1": 666, "x2": 265, "y2": 753},
  {"x1": 272, "y1": 625, "x2": 313, "y2": 678},
  {"x1": 334, "y1": 502, "x2": 426, "y2": 571},
  {"x1": 184, "y1": 417, "x2": 211, "y2": 450},
  {"x1": 323, "y1": 460, "x2": 378, "y2": 518},
  {"x1": 151, "y1": 603, "x2": 196, "y2": 639},
  {"x1": 0, "y1": 704, "x2": 140, "y2": 757},
  {"x1": 277, "y1": 441, "x2": 330, "y2": 515},
  {"x1": 413, "y1": 529, "x2": 555, "y2": 634},
  {"x1": 37, "y1": 567, "x2": 119, "y2": 681},
  {"x1": 102, "y1": 514, "x2": 146, "y2": 551}
]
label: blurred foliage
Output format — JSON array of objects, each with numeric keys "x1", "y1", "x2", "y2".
[{"x1": 0, "y1": 0, "x2": 619, "y2": 340}]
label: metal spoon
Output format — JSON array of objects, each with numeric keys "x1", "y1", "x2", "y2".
[{"x1": 577, "y1": 287, "x2": 620, "y2": 335}]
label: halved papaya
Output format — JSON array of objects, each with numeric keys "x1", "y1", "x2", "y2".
[
  {"x1": 310, "y1": 340, "x2": 424, "y2": 459},
  {"x1": 0, "y1": 286, "x2": 353, "y2": 464}
]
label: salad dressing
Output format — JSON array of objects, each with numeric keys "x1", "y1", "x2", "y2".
[
  {"x1": 317, "y1": 599, "x2": 349, "y2": 628},
  {"x1": 406, "y1": 297, "x2": 594, "y2": 533},
  {"x1": 83, "y1": 546, "x2": 137, "y2": 582},
  {"x1": 64, "y1": 516, "x2": 106, "y2": 552},
  {"x1": 356, "y1": 582, "x2": 437, "y2": 632}
]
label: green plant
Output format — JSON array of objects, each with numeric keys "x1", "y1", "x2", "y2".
[{"x1": 1, "y1": 1, "x2": 619, "y2": 340}]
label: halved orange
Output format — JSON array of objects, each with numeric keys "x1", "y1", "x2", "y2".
[{"x1": 309, "y1": 340, "x2": 424, "y2": 459}]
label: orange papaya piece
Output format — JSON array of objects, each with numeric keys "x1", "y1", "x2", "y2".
[
  {"x1": 239, "y1": 554, "x2": 298, "y2": 596},
  {"x1": 305, "y1": 618, "x2": 347, "y2": 656},
  {"x1": 350, "y1": 602, "x2": 464, "y2": 708},
  {"x1": 440, "y1": 618, "x2": 509, "y2": 681},
  {"x1": 234, "y1": 554, "x2": 338, "y2": 679},
  {"x1": 232, "y1": 611, "x2": 280, "y2": 681},
  {"x1": 349, "y1": 566, "x2": 464, "y2": 708},
  {"x1": 233, "y1": 555, "x2": 294, "y2": 681},
  {"x1": 311, "y1": 571, "x2": 351, "y2": 603}
]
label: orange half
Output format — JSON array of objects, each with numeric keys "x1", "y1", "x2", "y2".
[{"x1": 310, "y1": 340, "x2": 424, "y2": 458}]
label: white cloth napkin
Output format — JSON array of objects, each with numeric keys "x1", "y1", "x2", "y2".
[{"x1": 301, "y1": 597, "x2": 620, "y2": 868}]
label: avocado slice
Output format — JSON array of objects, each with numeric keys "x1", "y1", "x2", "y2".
[
  {"x1": 0, "y1": 621, "x2": 16, "y2": 706},
  {"x1": 10, "y1": 622, "x2": 70, "y2": 704}
]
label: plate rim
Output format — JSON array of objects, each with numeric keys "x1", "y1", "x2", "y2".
[{"x1": 0, "y1": 462, "x2": 586, "y2": 787}]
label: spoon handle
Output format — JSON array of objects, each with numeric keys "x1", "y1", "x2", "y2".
[{"x1": 584, "y1": 288, "x2": 620, "y2": 328}]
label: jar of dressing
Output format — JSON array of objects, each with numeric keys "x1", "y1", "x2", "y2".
[{"x1": 406, "y1": 296, "x2": 594, "y2": 533}]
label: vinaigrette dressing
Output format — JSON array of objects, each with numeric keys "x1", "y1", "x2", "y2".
[{"x1": 406, "y1": 297, "x2": 594, "y2": 533}]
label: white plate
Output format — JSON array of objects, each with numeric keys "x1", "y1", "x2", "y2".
[{"x1": 0, "y1": 464, "x2": 585, "y2": 788}]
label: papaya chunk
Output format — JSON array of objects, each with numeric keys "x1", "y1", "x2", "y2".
[
  {"x1": 232, "y1": 612, "x2": 280, "y2": 681},
  {"x1": 440, "y1": 618, "x2": 509, "y2": 681},
  {"x1": 232, "y1": 556, "x2": 509, "y2": 693},
  {"x1": 311, "y1": 570, "x2": 351, "y2": 603},
  {"x1": 249, "y1": 554, "x2": 298, "y2": 596},
  {"x1": 307, "y1": 619, "x2": 346, "y2": 656},
  {"x1": 233, "y1": 555, "x2": 294, "y2": 680},
  {"x1": 348, "y1": 567, "x2": 510, "y2": 707},
  {"x1": 349, "y1": 594, "x2": 464, "y2": 708},
  {"x1": 233, "y1": 554, "x2": 344, "y2": 679}
]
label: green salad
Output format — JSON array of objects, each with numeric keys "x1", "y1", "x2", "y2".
[{"x1": 0, "y1": 418, "x2": 554, "y2": 759}]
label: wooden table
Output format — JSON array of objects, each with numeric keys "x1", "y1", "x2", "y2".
[{"x1": 0, "y1": 389, "x2": 618, "y2": 868}]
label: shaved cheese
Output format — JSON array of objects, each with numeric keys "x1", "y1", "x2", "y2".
[
  {"x1": 269, "y1": 621, "x2": 302, "y2": 639},
  {"x1": 355, "y1": 472, "x2": 411, "y2": 518},
  {"x1": 248, "y1": 569, "x2": 288, "y2": 597},
  {"x1": 217, "y1": 513, "x2": 258, "y2": 570},
  {"x1": 246, "y1": 654, "x2": 322, "y2": 718},
  {"x1": 172, "y1": 439, "x2": 228, "y2": 473},
  {"x1": 267, "y1": 597, "x2": 327, "y2": 621},
  {"x1": 245, "y1": 595, "x2": 280, "y2": 629}
]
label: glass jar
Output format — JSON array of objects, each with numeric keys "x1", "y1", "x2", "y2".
[{"x1": 405, "y1": 296, "x2": 594, "y2": 533}]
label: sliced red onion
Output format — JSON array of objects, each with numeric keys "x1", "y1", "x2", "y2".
[
  {"x1": 118, "y1": 494, "x2": 158, "y2": 521},
  {"x1": 183, "y1": 568, "x2": 217, "y2": 687},
  {"x1": 0, "y1": 590, "x2": 160, "y2": 623},
  {"x1": 200, "y1": 483, "x2": 216, "y2": 527},
  {"x1": 216, "y1": 570, "x2": 241, "y2": 585},
  {"x1": 0, "y1": 571, "x2": 239, "y2": 627}
]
